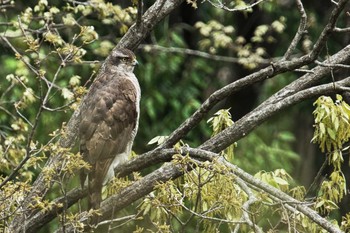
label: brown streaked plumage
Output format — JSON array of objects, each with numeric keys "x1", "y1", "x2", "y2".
[{"x1": 79, "y1": 48, "x2": 140, "y2": 214}]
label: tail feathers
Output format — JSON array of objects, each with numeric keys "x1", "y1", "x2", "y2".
[
  {"x1": 88, "y1": 179, "x2": 103, "y2": 210},
  {"x1": 86, "y1": 159, "x2": 113, "y2": 225},
  {"x1": 87, "y1": 174, "x2": 103, "y2": 225}
]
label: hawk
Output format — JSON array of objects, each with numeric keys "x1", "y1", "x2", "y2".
[{"x1": 78, "y1": 48, "x2": 140, "y2": 211}]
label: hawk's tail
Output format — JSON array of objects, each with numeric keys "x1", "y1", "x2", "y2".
[
  {"x1": 87, "y1": 158, "x2": 113, "y2": 224},
  {"x1": 88, "y1": 176, "x2": 103, "y2": 210},
  {"x1": 87, "y1": 168, "x2": 103, "y2": 225}
]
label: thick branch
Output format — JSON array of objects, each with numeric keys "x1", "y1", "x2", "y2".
[
  {"x1": 55, "y1": 164, "x2": 184, "y2": 233},
  {"x1": 56, "y1": 146, "x2": 344, "y2": 233},
  {"x1": 22, "y1": 74, "x2": 350, "y2": 231},
  {"x1": 201, "y1": 77, "x2": 350, "y2": 152},
  {"x1": 11, "y1": 0, "x2": 350, "y2": 231},
  {"x1": 23, "y1": 188, "x2": 88, "y2": 233},
  {"x1": 159, "y1": 0, "x2": 349, "y2": 149},
  {"x1": 117, "y1": 0, "x2": 184, "y2": 51},
  {"x1": 183, "y1": 148, "x2": 343, "y2": 233}
]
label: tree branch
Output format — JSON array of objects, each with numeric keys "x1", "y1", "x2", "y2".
[
  {"x1": 10, "y1": 0, "x2": 350, "y2": 231},
  {"x1": 233, "y1": 177, "x2": 262, "y2": 233},
  {"x1": 55, "y1": 145, "x2": 345, "y2": 233},
  {"x1": 283, "y1": 0, "x2": 307, "y2": 60},
  {"x1": 21, "y1": 73, "x2": 350, "y2": 232},
  {"x1": 159, "y1": 0, "x2": 349, "y2": 149},
  {"x1": 55, "y1": 163, "x2": 185, "y2": 233},
  {"x1": 117, "y1": 0, "x2": 184, "y2": 51},
  {"x1": 205, "y1": 0, "x2": 266, "y2": 12},
  {"x1": 200, "y1": 77, "x2": 350, "y2": 152},
  {"x1": 138, "y1": 44, "x2": 273, "y2": 64},
  {"x1": 183, "y1": 148, "x2": 344, "y2": 233}
]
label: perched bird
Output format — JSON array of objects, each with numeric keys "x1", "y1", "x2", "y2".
[{"x1": 78, "y1": 48, "x2": 140, "y2": 211}]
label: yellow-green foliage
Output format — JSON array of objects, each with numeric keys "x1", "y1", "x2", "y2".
[
  {"x1": 341, "y1": 213, "x2": 350, "y2": 232},
  {"x1": 0, "y1": 180, "x2": 31, "y2": 221},
  {"x1": 312, "y1": 94, "x2": 350, "y2": 153},
  {"x1": 312, "y1": 95, "x2": 349, "y2": 216},
  {"x1": 207, "y1": 109, "x2": 236, "y2": 161},
  {"x1": 139, "y1": 155, "x2": 247, "y2": 233},
  {"x1": 138, "y1": 105, "x2": 350, "y2": 232},
  {"x1": 254, "y1": 169, "x2": 291, "y2": 192},
  {"x1": 194, "y1": 16, "x2": 285, "y2": 69}
]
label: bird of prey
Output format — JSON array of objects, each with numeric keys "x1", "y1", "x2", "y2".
[{"x1": 78, "y1": 48, "x2": 140, "y2": 211}]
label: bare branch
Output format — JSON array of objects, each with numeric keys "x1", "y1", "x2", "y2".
[
  {"x1": 201, "y1": 76, "x2": 350, "y2": 152},
  {"x1": 309, "y1": 0, "x2": 349, "y2": 59},
  {"x1": 117, "y1": 0, "x2": 184, "y2": 51},
  {"x1": 283, "y1": 0, "x2": 307, "y2": 60},
  {"x1": 136, "y1": 0, "x2": 143, "y2": 29},
  {"x1": 233, "y1": 177, "x2": 263, "y2": 233},
  {"x1": 334, "y1": 26, "x2": 350, "y2": 32},
  {"x1": 205, "y1": 0, "x2": 266, "y2": 12},
  {"x1": 315, "y1": 60, "x2": 350, "y2": 69},
  {"x1": 138, "y1": 44, "x2": 272, "y2": 64},
  {"x1": 54, "y1": 144, "x2": 345, "y2": 233},
  {"x1": 0, "y1": 35, "x2": 39, "y2": 76},
  {"x1": 159, "y1": 0, "x2": 349, "y2": 149}
]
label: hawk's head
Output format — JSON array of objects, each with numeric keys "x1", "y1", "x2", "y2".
[{"x1": 108, "y1": 48, "x2": 138, "y2": 73}]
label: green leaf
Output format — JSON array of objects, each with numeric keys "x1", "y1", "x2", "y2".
[
  {"x1": 148, "y1": 136, "x2": 168, "y2": 145},
  {"x1": 319, "y1": 122, "x2": 326, "y2": 134},
  {"x1": 274, "y1": 177, "x2": 289, "y2": 186},
  {"x1": 278, "y1": 131, "x2": 295, "y2": 142},
  {"x1": 315, "y1": 200, "x2": 324, "y2": 209},
  {"x1": 327, "y1": 127, "x2": 336, "y2": 141}
]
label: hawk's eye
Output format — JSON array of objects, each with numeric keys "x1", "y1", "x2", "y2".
[{"x1": 120, "y1": 57, "x2": 128, "y2": 62}]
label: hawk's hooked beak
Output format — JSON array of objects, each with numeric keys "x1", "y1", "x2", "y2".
[{"x1": 132, "y1": 59, "x2": 138, "y2": 66}]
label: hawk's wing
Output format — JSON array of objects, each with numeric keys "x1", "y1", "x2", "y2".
[{"x1": 79, "y1": 71, "x2": 138, "y2": 210}]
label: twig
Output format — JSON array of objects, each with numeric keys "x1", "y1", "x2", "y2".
[
  {"x1": 183, "y1": 148, "x2": 344, "y2": 233},
  {"x1": 96, "y1": 214, "x2": 137, "y2": 227},
  {"x1": 0, "y1": 35, "x2": 39, "y2": 76},
  {"x1": 173, "y1": 194, "x2": 246, "y2": 224},
  {"x1": 331, "y1": 0, "x2": 339, "y2": 6},
  {"x1": 315, "y1": 60, "x2": 350, "y2": 69},
  {"x1": 283, "y1": 0, "x2": 307, "y2": 60},
  {"x1": 334, "y1": 27, "x2": 350, "y2": 32},
  {"x1": 138, "y1": 44, "x2": 272, "y2": 64},
  {"x1": 233, "y1": 177, "x2": 263, "y2": 233},
  {"x1": 294, "y1": 68, "x2": 315, "y2": 73},
  {"x1": 205, "y1": 0, "x2": 266, "y2": 12},
  {"x1": 305, "y1": 158, "x2": 328, "y2": 197},
  {"x1": 64, "y1": 0, "x2": 92, "y2": 6},
  {"x1": 136, "y1": 0, "x2": 143, "y2": 29},
  {"x1": 309, "y1": 0, "x2": 349, "y2": 59},
  {"x1": 0, "y1": 105, "x2": 44, "y2": 189}
]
